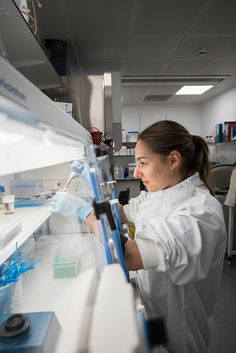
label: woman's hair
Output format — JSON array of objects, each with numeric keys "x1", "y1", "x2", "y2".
[{"x1": 138, "y1": 120, "x2": 214, "y2": 194}]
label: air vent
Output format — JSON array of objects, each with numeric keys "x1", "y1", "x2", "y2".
[
  {"x1": 122, "y1": 75, "x2": 229, "y2": 86},
  {"x1": 143, "y1": 95, "x2": 172, "y2": 102}
]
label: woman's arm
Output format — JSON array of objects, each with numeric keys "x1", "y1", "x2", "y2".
[
  {"x1": 85, "y1": 211, "x2": 144, "y2": 271},
  {"x1": 124, "y1": 240, "x2": 144, "y2": 270},
  {"x1": 85, "y1": 211, "x2": 102, "y2": 242},
  {"x1": 118, "y1": 203, "x2": 128, "y2": 223}
]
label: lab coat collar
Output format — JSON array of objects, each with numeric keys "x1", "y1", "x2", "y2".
[{"x1": 148, "y1": 173, "x2": 204, "y2": 204}]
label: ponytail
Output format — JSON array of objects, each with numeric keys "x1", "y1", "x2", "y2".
[{"x1": 192, "y1": 135, "x2": 214, "y2": 195}]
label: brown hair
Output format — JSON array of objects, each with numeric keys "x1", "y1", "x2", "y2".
[{"x1": 138, "y1": 120, "x2": 214, "y2": 194}]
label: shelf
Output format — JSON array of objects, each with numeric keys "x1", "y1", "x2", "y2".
[
  {"x1": 208, "y1": 141, "x2": 236, "y2": 146},
  {"x1": 114, "y1": 155, "x2": 135, "y2": 157},
  {"x1": 122, "y1": 142, "x2": 136, "y2": 148},
  {"x1": 0, "y1": 206, "x2": 51, "y2": 265}
]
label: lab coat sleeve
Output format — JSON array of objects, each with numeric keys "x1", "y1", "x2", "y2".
[
  {"x1": 123, "y1": 191, "x2": 148, "y2": 222},
  {"x1": 135, "y1": 198, "x2": 226, "y2": 285}
]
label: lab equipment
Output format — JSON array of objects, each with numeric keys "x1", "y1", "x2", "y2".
[
  {"x1": 11, "y1": 180, "x2": 41, "y2": 199},
  {"x1": 0, "y1": 246, "x2": 41, "y2": 287},
  {"x1": 53, "y1": 244, "x2": 80, "y2": 278},
  {"x1": 0, "y1": 311, "x2": 61, "y2": 353},
  {"x1": 0, "y1": 55, "x2": 157, "y2": 353},
  {"x1": 63, "y1": 160, "x2": 88, "y2": 191},
  {"x1": 2, "y1": 195, "x2": 15, "y2": 214}
]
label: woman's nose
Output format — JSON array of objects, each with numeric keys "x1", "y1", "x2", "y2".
[{"x1": 133, "y1": 165, "x2": 141, "y2": 179}]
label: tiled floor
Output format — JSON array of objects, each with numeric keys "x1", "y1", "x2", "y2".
[{"x1": 208, "y1": 257, "x2": 236, "y2": 353}]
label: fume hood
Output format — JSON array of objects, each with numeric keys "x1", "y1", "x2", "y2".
[{"x1": 0, "y1": 56, "x2": 163, "y2": 353}]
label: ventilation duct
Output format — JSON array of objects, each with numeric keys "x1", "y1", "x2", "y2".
[
  {"x1": 121, "y1": 75, "x2": 229, "y2": 86},
  {"x1": 143, "y1": 95, "x2": 172, "y2": 102}
]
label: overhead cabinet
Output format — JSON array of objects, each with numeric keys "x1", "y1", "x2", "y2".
[{"x1": 0, "y1": 0, "x2": 62, "y2": 89}]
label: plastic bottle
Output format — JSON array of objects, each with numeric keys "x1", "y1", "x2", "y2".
[
  {"x1": 119, "y1": 166, "x2": 124, "y2": 179},
  {"x1": 114, "y1": 167, "x2": 120, "y2": 179}
]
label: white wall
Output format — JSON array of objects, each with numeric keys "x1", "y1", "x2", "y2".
[
  {"x1": 121, "y1": 91, "x2": 236, "y2": 164},
  {"x1": 122, "y1": 104, "x2": 201, "y2": 137},
  {"x1": 200, "y1": 86, "x2": 236, "y2": 137},
  {"x1": 122, "y1": 87, "x2": 236, "y2": 139}
]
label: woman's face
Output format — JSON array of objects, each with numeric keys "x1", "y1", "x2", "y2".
[{"x1": 134, "y1": 140, "x2": 182, "y2": 192}]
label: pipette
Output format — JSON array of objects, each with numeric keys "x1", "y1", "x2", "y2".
[
  {"x1": 63, "y1": 171, "x2": 77, "y2": 192},
  {"x1": 63, "y1": 161, "x2": 86, "y2": 192}
]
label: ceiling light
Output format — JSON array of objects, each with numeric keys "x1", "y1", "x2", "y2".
[{"x1": 175, "y1": 85, "x2": 213, "y2": 95}]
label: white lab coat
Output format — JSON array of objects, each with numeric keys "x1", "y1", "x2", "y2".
[
  {"x1": 225, "y1": 167, "x2": 236, "y2": 207},
  {"x1": 124, "y1": 173, "x2": 226, "y2": 353}
]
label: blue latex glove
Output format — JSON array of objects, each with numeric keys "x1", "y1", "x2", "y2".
[{"x1": 50, "y1": 191, "x2": 93, "y2": 223}]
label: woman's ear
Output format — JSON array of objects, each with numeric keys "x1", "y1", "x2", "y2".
[{"x1": 168, "y1": 150, "x2": 182, "y2": 170}]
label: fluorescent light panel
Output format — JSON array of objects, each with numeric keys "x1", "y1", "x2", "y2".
[{"x1": 175, "y1": 85, "x2": 213, "y2": 95}]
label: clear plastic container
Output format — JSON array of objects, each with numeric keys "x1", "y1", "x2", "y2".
[
  {"x1": 11, "y1": 180, "x2": 41, "y2": 198},
  {"x1": 126, "y1": 131, "x2": 139, "y2": 142},
  {"x1": 0, "y1": 282, "x2": 16, "y2": 314}
]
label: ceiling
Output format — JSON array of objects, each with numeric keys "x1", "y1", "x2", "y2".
[{"x1": 19, "y1": 0, "x2": 236, "y2": 104}]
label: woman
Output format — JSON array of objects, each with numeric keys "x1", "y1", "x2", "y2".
[{"x1": 52, "y1": 120, "x2": 226, "y2": 353}]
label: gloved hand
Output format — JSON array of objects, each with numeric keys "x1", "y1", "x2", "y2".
[{"x1": 50, "y1": 191, "x2": 93, "y2": 223}]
